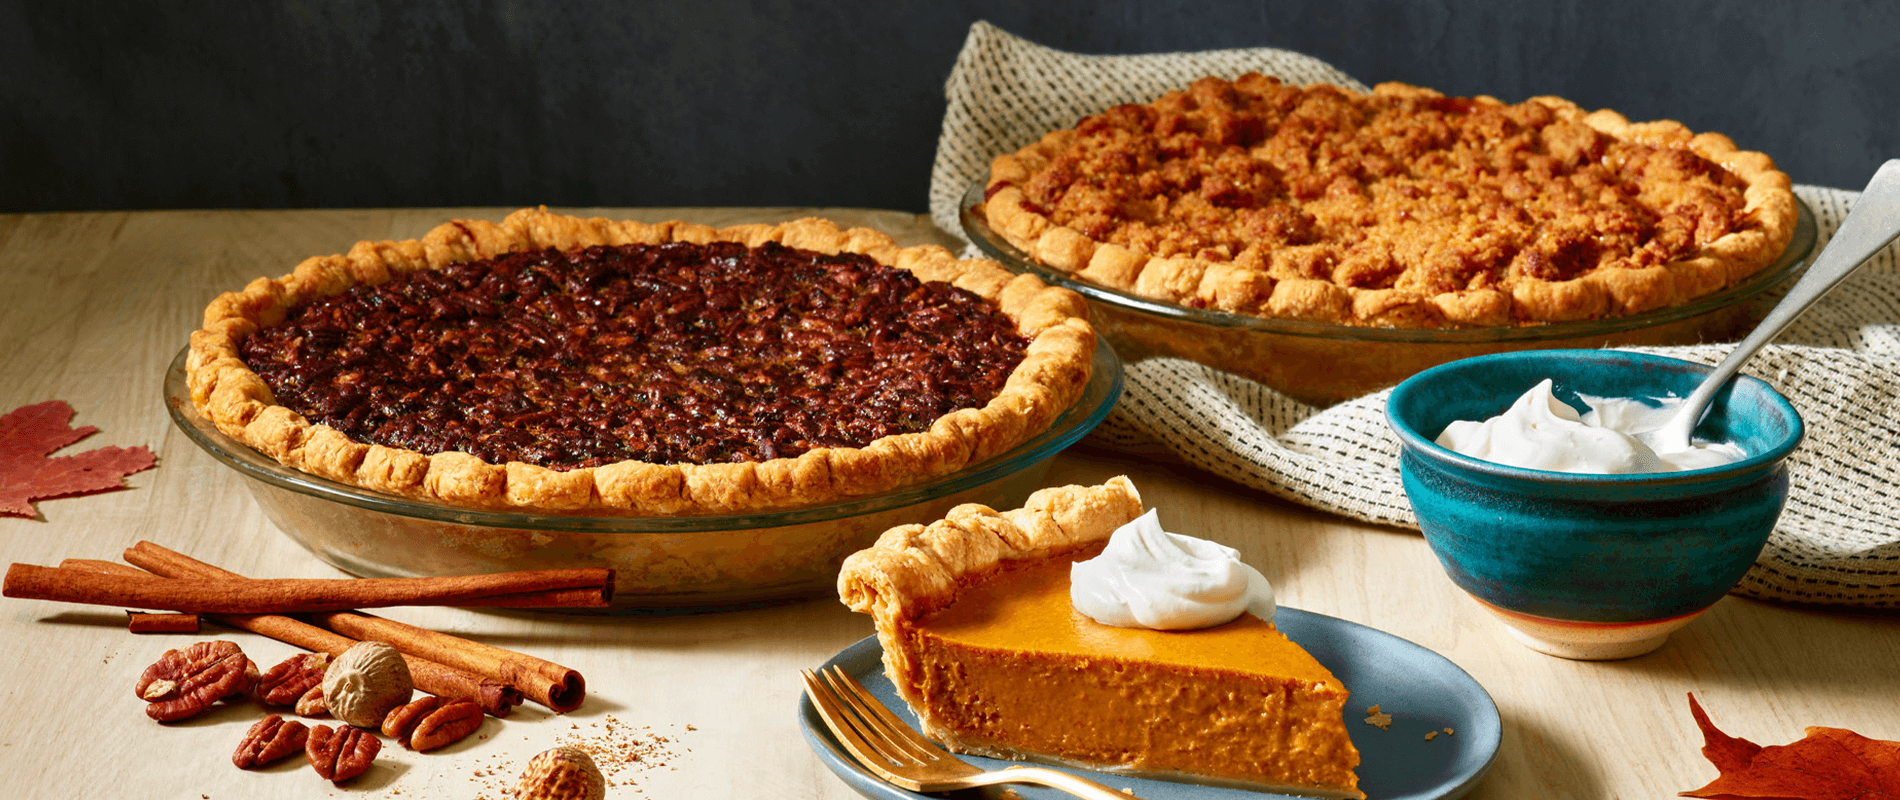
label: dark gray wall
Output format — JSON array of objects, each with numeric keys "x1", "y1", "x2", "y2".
[{"x1": 4, "y1": 1, "x2": 1895, "y2": 214}]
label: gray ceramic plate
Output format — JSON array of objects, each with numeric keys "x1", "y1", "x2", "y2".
[{"x1": 800, "y1": 609, "x2": 1501, "y2": 799}]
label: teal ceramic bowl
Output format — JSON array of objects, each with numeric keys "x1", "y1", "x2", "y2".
[{"x1": 1385, "y1": 349, "x2": 1803, "y2": 659}]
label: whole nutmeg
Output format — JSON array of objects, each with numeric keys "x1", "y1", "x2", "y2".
[
  {"x1": 320, "y1": 641, "x2": 413, "y2": 728},
  {"x1": 511, "y1": 746, "x2": 605, "y2": 800}
]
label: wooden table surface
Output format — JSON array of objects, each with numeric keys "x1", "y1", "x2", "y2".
[{"x1": 2, "y1": 207, "x2": 1896, "y2": 800}]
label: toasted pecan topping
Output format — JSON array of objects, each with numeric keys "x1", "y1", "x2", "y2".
[{"x1": 238, "y1": 241, "x2": 1029, "y2": 469}]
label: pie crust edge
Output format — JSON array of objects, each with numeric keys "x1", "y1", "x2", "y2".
[
  {"x1": 836, "y1": 476, "x2": 1146, "y2": 738},
  {"x1": 185, "y1": 208, "x2": 1097, "y2": 515}
]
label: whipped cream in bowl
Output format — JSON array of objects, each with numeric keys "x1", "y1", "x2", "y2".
[
  {"x1": 1385, "y1": 348, "x2": 1805, "y2": 660},
  {"x1": 1435, "y1": 378, "x2": 1747, "y2": 474},
  {"x1": 1070, "y1": 508, "x2": 1275, "y2": 630}
]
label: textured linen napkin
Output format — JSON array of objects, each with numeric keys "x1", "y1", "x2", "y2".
[{"x1": 928, "y1": 21, "x2": 1900, "y2": 609}]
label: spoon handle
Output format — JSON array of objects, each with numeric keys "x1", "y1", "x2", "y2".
[{"x1": 1664, "y1": 159, "x2": 1900, "y2": 442}]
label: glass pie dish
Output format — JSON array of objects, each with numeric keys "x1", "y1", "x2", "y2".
[
  {"x1": 163, "y1": 340, "x2": 1122, "y2": 610},
  {"x1": 961, "y1": 181, "x2": 1818, "y2": 406}
]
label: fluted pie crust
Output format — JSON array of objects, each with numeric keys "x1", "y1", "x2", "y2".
[
  {"x1": 984, "y1": 76, "x2": 1798, "y2": 328},
  {"x1": 186, "y1": 208, "x2": 1095, "y2": 515},
  {"x1": 838, "y1": 477, "x2": 1364, "y2": 799}
]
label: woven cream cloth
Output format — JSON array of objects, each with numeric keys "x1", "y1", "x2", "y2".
[{"x1": 928, "y1": 21, "x2": 1900, "y2": 608}]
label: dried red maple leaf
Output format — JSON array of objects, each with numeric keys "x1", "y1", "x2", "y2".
[
  {"x1": 0, "y1": 400, "x2": 156, "y2": 517},
  {"x1": 1683, "y1": 693, "x2": 1900, "y2": 800}
]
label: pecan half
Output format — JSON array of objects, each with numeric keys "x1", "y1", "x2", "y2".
[
  {"x1": 408, "y1": 700, "x2": 483, "y2": 752},
  {"x1": 254, "y1": 652, "x2": 329, "y2": 706},
  {"x1": 306, "y1": 724, "x2": 380, "y2": 783},
  {"x1": 233, "y1": 714, "x2": 309, "y2": 769},
  {"x1": 295, "y1": 686, "x2": 328, "y2": 717},
  {"x1": 380, "y1": 695, "x2": 442, "y2": 744},
  {"x1": 134, "y1": 640, "x2": 253, "y2": 722}
]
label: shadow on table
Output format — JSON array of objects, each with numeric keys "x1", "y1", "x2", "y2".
[
  {"x1": 1489, "y1": 706, "x2": 1605, "y2": 800},
  {"x1": 1597, "y1": 594, "x2": 1900, "y2": 693},
  {"x1": 463, "y1": 592, "x2": 868, "y2": 656}
]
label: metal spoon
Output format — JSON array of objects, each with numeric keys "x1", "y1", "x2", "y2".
[{"x1": 1652, "y1": 158, "x2": 1900, "y2": 453}]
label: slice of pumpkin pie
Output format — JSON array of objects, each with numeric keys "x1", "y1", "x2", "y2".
[{"x1": 837, "y1": 476, "x2": 1363, "y2": 799}]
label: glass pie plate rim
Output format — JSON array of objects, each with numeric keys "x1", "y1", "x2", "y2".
[
  {"x1": 960, "y1": 179, "x2": 1819, "y2": 344},
  {"x1": 163, "y1": 338, "x2": 1124, "y2": 535}
]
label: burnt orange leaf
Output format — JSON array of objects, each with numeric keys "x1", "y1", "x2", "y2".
[
  {"x1": 1683, "y1": 693, "x2": 1900, "y2": 800},
  {"x1": 1691, "y1": 692, "x2": 1766, "y2": 774},
  {"x1": 0, "y1": 401, "x2": 156, "y2": 518}
]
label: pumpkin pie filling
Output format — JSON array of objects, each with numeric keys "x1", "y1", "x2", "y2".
[
  {"x1": 913, "y1": 553, "x2": 1360, "y2": 793},
  {"x1": 839, "y1": 477, "x2": 1364, "y2": 799}
]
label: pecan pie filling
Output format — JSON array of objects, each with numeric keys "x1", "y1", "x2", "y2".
[{"x1": 237, "y1": 240, "x2": 1030, "y2": 471}]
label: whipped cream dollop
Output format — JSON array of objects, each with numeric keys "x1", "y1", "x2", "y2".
[
  {"x1": 1070, "y1": 509, "x2": 1275, "y2": 630},
  {"x1": 1435, "y1": 379, "x2": 1747, "y2": 474}
]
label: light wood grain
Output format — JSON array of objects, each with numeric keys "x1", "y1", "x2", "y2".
[{"x1": 0, "y1": 208, "x2": 1895, "y2": 800}]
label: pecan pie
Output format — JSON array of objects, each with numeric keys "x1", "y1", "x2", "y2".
[
  {"x1": 983, "y1": 75, "x2": 1797, "y2": 327},
  {"x1": 187, "y1": 209, "x2": 1094, "y2": 514}
]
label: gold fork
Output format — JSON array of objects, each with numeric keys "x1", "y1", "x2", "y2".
[{"x1": 801, "y1": 665, "x2": 1142, "y2": 799}]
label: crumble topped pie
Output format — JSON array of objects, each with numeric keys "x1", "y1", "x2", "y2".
[
  {"x1": 983, "y1": 74, "x2": 1798, "y2": 327},
  {"x1": 187, "y1": 208, "x2": 1095, "y2": 515}
]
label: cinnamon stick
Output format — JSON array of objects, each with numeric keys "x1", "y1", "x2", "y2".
[
  {"x1": 4, "y1": 563, "x2": 613, "y2": 613},
  {"x1": 60, "y1": 558, "x2": 522, "y2": 717},
  {"x1": 126, "y1": 611, "x2": 200, "y2": 634},
  {"x1": 122, "y1": 542, "x2": 586, "y2": 713}
]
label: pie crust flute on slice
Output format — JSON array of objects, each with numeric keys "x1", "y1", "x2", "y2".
[
  {"x1": 837, "y1": 477, "x2": 1365, "y2": 799},
  {"x1": 185, "y1": 207, "x2": 1095, "y2": 515}
]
